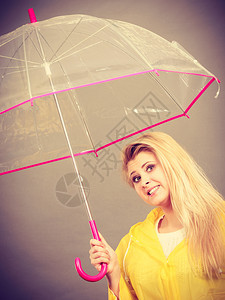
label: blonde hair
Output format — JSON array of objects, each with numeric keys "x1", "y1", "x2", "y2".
[{"x1": 122, "y1": 131, "x2": 225, "y2": 279}]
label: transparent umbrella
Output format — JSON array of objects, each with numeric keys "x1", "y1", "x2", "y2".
[{"x1": 0, "y1": 8, "x2": 220, "y2": 281}]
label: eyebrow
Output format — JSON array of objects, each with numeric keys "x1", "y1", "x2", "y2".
[{"x1": 129, "y1": 160, "x2": 156, "y2": 177}]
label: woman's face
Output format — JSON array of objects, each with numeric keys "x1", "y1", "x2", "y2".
[{"x1": 127, "y1": 151, "x2": 171, "y2": 209}]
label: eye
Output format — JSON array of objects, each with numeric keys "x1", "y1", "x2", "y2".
[
  {"x1": 146, "y1": 164, "x2": 155, "y2": 172},
  {"x1": 132, "y1": 175, "x2": 141, "y2": 183}
]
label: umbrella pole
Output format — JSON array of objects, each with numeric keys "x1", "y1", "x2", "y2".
[
  {"x1": 29, "y1": 12, "x2": 93, "y2": 221},
  {"x1": 52, "y1": 93, "x2": 107, "y2": 281},
  {"x1": 52, "y1": 92, "x2": 108, "y2": 280},
  {"x1": 30, "y1": 13, "x2": 107, "y2": 279},
  {"x1": 52, "y1": 93, "x2": 93, "y2": 221}
]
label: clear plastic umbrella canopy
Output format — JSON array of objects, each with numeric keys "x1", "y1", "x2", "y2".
[
  {"x1": 0, "y1": 12, "x2": 220, "y2": 176},
  {"x1": 0, "y1": 10, "x2": 220, "y2": 281}
]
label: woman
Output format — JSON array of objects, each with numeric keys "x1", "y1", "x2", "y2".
[{"x1": 89, "y1": 132, "x2": 225, "y2": 299}]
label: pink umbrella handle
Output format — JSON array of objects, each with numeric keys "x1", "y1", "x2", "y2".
[{"x1": 75, "y1": 220, "x2": 108, "y2": 282}]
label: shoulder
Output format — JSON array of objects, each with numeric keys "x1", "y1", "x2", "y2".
[
  {"x1": 116, "y1": 207, "x2": 163, "y2": 250},
  {"x1": 131, "y1": 207, "x2": 164, "y2": 233}
]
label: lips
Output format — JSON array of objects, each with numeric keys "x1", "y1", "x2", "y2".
[{"x1": 147, "y1": 185, "x2": 160, "y2": 196}]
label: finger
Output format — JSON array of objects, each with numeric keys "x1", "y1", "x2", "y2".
[
  {"x1": 90, "y1": 247, "x2": 110, "y2": 258},
  {"x1": 89, "y1": 248, "x2": 110, "y2": 258},
  {"x1": 91, "y1": 244, "x2": 108, "y2": 252},
  {"x1": 90, "y1": 255, "x2": 110, "y2": 266},
  {"x1": 90, "y1": 239, "x2": 104, "y2": 248}
]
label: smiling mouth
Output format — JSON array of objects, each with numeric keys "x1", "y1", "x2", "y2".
[{"x1": 147, "y1": 185, "x2": 160, "y2": 196}]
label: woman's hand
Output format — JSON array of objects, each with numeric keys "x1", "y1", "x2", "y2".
[
  {"x1": 89, "y1": 233, "x2": 118, "y2": 275},
  {"x1": 89, "y1": 233, "x2": 121, "y2": 297}
]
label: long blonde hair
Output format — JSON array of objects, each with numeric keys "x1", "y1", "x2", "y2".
[{"x1": 122, "y1": 131, "x2": 225, "y2": 279}]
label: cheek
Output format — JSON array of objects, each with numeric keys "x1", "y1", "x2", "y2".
[
  {"x1": 159, "y1": 172, "x2": 169, "y2": 189},
  {"x1": 164, "y1": 181, "x2": 170, "y2": 195},
  {"x1": 134, "y1": 185, "x2": 144, "y2": 197},
  {"x1": 134, "y1": 185, "x2": 140, "y2": 194},
  {"x1": 163, "y1": 176, "x2": 170, "y2": 189}
]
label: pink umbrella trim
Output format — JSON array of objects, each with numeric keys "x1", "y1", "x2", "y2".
[
  {"x1": 0, "y1": 71, "x2": 217, "y2": 176},
  {"x1": 0, "y1": 69, "x2": 219, "y2": 115}
]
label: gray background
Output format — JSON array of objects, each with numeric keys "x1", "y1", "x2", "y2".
[{"x1": 0, "y1": 0, "x2": 224, "y2": 299}]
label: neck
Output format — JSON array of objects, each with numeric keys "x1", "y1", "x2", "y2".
[{"x1": 159, "y1": 205, "x2": 183, "y2": 233}]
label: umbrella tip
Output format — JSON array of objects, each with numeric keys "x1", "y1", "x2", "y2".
[{"x1": 28, "y1": 8, "x2": 37, "y2": 23}]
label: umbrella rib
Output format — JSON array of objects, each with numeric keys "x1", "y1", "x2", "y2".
[
  {"x1": 22, "y1": 26, "x2": 44, "y2": 151},
  {"x1": 31, "y1": 24, "x2": 94, "y2": 221},
  {"x1": 36, "y1": 16, "x2": 107, "y2": 65},
  {"x1": 0, "y1": 66, "x2": 40, "y2": 81},
  {"x1": 0, "y1": 54, "x2": 40, "y2": 65},
  {"x1": 0, "y1": 32, "x2": 41, "y2": 88},
  {"x1": 149, "y1": 72, "x2": 185, "y2": 113},
  {"x1": 23, "y1": 27, "x2": 33, "y2": 99},
  {"x1": 0, "y1": 32, "x2": 24, "y2": 47},
  {"x1": 51, "y1": 22, "x2": 109, "y2": 63},
  {"x1": 52, "y1": 90, "x2": 93, "y2": 221},
  {"x1": 105, "y1": 19, "x2": 185, "y2": 113},
  {"x1": 34, "y1": 25, "x2": 99, "y2": 155},
  {"x1": 51, "y1": 41, "x2": 103, "y2": 64},
  {"x1": 50, "y1": 17, "x2": 150, "y2": 66},
  {"x1": 48, "y1": 16, "x2": 83, "y2": 62},
  {"x1": 0, "y1": 28, "x2": 42, "y2": 67},
  {"x1": 0, "y1": 65, "x2": 28, "y2": 70},
  {"x1": 28, "y1": 29, "x2": 48, "y2": 63},
  {"x1": 68, "y1": 90, "x2": 98, "y2": 155}
]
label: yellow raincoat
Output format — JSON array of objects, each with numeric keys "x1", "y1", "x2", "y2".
[{"x1": 108, "y1": 207, "x2": 225, "y2": 300}]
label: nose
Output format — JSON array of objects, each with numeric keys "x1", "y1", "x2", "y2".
[{"x1": 142, "y1": 177, "x2": 150, "y2": 187}]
